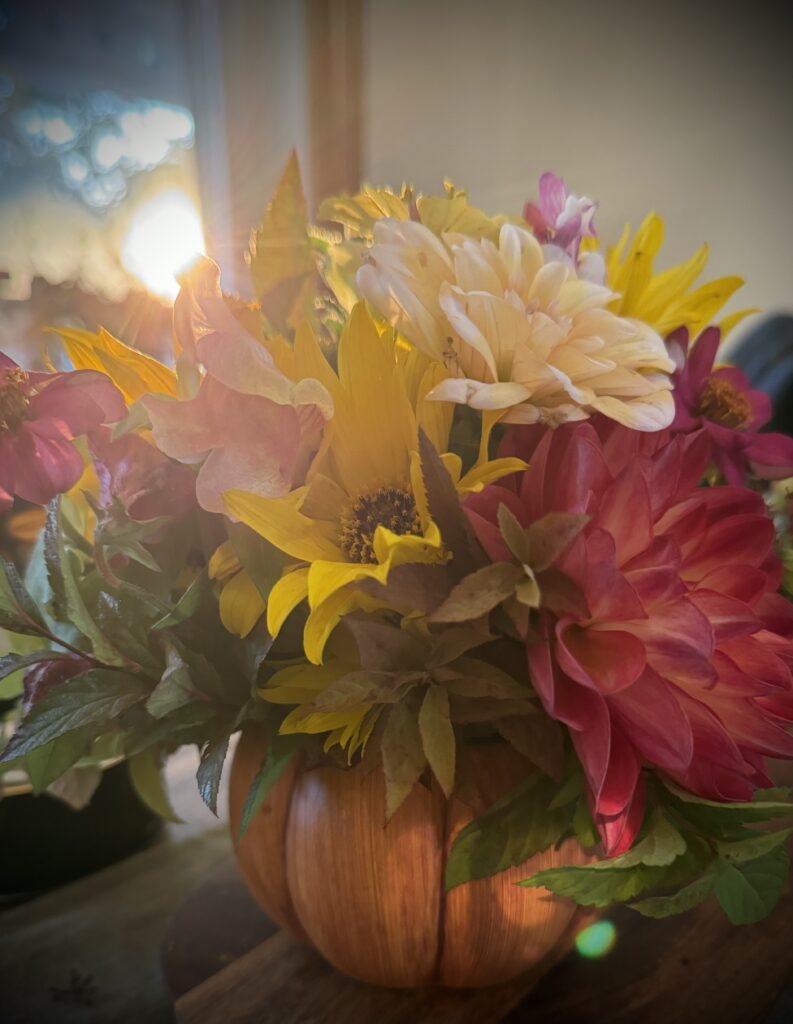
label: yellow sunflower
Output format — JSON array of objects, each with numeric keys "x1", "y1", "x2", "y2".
[
  {"x1": 224, "y1": 302, "x2": 523, "y2": 664},
  {"x1": 602, "y1": 213, "x2": 756, "y2": 338}
]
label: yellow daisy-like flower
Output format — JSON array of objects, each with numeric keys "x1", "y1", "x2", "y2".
[
  {"x1": 604, "y1": 213, "x2": 757, "y2": 338},
  {"x1": 224, "y1": 303, "x2": 523, "y2": 664}
]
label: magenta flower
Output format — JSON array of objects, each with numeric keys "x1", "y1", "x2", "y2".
[
  {"x1": 523, "y1": 172, "x2": 597, "y2": 259},
  {"x1": 89, "y1": 428, "x2": 197, "y2": 522},
  {"x1": 0, "y1": 354, "x2": 125, "y2": 513},
  {"x1": 668, "y1": 326, "x2": 793, "y2": 484},
  {"x1": 143, "y1": 257, "x2": 333, "y2": 515}
]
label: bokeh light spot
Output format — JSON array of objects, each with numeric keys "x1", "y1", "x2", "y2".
[{"x1": 575, "y1": 919, "x2": 617, "y2": 959}]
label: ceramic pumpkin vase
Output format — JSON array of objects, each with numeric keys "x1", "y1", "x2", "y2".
[{"x1": 228, "y1": 726, "x2": 593, "y2": 989}]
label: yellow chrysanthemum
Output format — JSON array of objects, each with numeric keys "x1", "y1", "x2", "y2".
[
  {"x1": 604, "y1": 213, "x2": 757, "y2": 338},
  {"x1": 225, "y1": 303, "x2": 523, "y2": 664}
]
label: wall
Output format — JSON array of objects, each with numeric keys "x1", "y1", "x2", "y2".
[{"x1": 363, "y1": 0, "x2": 793, "y2": 337}]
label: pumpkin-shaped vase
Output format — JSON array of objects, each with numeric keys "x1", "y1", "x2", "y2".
[{"x1": 228, "y1": 727, "x2": 592, "y2": 989}]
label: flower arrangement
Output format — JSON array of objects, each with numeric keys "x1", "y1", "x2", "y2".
[{"x1": 3, "y1": 155, "x2": 793, "y2": 935}]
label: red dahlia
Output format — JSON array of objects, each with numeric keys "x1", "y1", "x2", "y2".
[{"x1": 466, "y1": 420, "x2": 793, "y2": 855}]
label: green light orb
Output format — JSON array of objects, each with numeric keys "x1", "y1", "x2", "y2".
[{"x1": 575, "y1": 920, "x2": 617, "y2": 958}]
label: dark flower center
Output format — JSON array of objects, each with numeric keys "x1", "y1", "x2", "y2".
[
  {"x1": 0, "y1": 367, "x2": 30, "y2": 432},
  {"x1": 339, "y1": 486, "x2": 421, "y2": 564},
  {"x1": 696, "y1": 376, "x2": 752, "y2": 429}
]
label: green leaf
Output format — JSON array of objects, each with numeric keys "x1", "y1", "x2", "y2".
[
  {"x1": 497, "y1": 504, "x2": 532, "y2": 564},
  {"x1": 664, "y1": 781, "x2": 793, "y2": 825},
  {"x1": 591, "y1": 814, "x2": 686, "y2": 870},
  {"x1": 238, "y1": 734, "x2": 301, "y2": 840},
  {"x1": 381, "y1": 701, "x2": 426, "y2": 820},
  {"x1": 0, "y1": 651, "x2": 66, "y2": 682},
  {"x1": 440, "y1": 660, "x2": 530, "y2": 700},
  {"x1": 0, "y1": 556, "x2": 47, "y2": 635},
  {"x1": 25, "y1": 728, "x2": 93, "y2": 791},
  {"x1": 630, "y1": 872, "x2": 716, "y2": 919},
  {"x1": 227, "y1": 522, "x2": 284, "y2": 602},
  {"x1": 573, "y1": 797, "x2": 601, "y2": 849},
  {"x1": 58, "y1": 527, "x2": 124, "y2": 665},
  {"x1": 344, "y1": 616, "x2": 425, "y2": 671},
  {"x1": 43, "y1": 500, "x2": 67, "y2": 612},
  {"x1": 128, "y1": 747, "x2": 182, "y2": 822},
  {"x1": 197, "y1": 728, "x2": 232, "y2": 815},
  {"x1": 0, "y1": 669, "x2": 146, "y2": 763},
  {"x1": 445, "y1": 772, "x2": 573, "y2": 890},
  {"x1": 311, "y1": 670, "x2": 420, "y2": 712},
  {"x1": 418, "y1": 685, "x2": 455, "y2": 797},
  {"x1": 146, "y1": 639, "x2": 200, "y2": 719},
  {"x1": 95, "y1": 591, "x2": 161, "y2": 673},
  {"x1": 429, "y1": 562, "x2": 523, "y2": 623},
  {"x1": 526, "y1": 513, "x2": 590, "y2": 572},
  {"x1": 152, "y1": 570, "x2": 209, "y2": 630},
  {"x1": 715, "y1": 828, "x2": 793, "y2": 864},
  {"x1": 520, "y1": 824, "x2": 706, "y2": 909},
  {"x1": 418, "y1": 428, "x2": 484, "y2": 578},
  {"x1": 714, "y1": 847, "x2": 789, "y2": 925}
]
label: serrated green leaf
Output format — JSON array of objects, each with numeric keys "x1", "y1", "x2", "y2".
[
  {"x1": 0, "y1": 669, "x2": 146, "y2": 763},
  {"x1": 716, "y1": 828, "x2": 793, "y2": 864},
  {"x1": 146, "y1": 639, "x2": 198, "y2": 719},
  {"x1": 520, "y1": 863, "x2": 659, "y2": 907},
  {"x1": 238, "y1": 734, "x2": 301, "y2": 839},
  {"x1": 58, "y1": 527, "x2": 124, "y2": 665},
  {"x1": 592, "y1": 814, "x2": 686, "y2": 870},
  {"x1": 629, "y1": 871, "x2": 716, "y2": 919},
  {"x1": 665, "y1": 781, "x2": 793, "y2": 826},
  {"x1": 197, "y1": 728, "x2": 232, "y2": 815},
  {"x1": 128, "y1": 747, "x2": 182, "y2": 822},
  {"x1": 418, "y1": 685, "x2": 455, "y2": 797},
  {"x1": 382, "y1": 701, "x2": 425, "y2": 820},
  {"x1": 714, "y1": 847, "x2": 789, "y2": 925},
  {"x1": 429, "y1": 562, "x2": 523, "y2": 623},
  {"x1": 445, "y1": 772, "x2": 573, "y2": 890},
  {"x1": 152, "y1": 570, "x2": 209, "y2": 630},
  {"x1": 43, "y1": 500, "x2": 67, "y2": 612},
  {"x1": 0, "y1": 556, "x2": 47, "y2": 636},
  {"x1": 520, "y1": 830, "x2": 710, "y2": 908},
  {"x1": 95, "y1": 590, "x2": 161, "y2": 673}
]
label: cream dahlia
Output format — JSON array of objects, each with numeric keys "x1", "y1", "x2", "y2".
[
  {"x1": 357, "y1": 219, "x2": 675, "y2": 430},
  {"x1": 466, "y1": 420, "x2": 793, "y2": 855}
]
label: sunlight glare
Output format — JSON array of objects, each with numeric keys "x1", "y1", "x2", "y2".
[{"x1": 121, "y1": 190, "x2": 204, "y2": 301}]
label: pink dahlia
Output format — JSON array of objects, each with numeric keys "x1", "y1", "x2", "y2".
[
  {"x1": 0, "y1": 353, "x2": 125, "y2": 513},
  {"x1": 144, "y1": 257, "x2": 333, "y2": 514},
  {"x1": 466, "y1": 419, "x2": 793, "y2": 855},
  {"x1": 668, "y1": 326, "x2": 793, "y2": 484}
]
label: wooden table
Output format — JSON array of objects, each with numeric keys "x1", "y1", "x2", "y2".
[{"x1": 2, "y1": 748, "x2": 793, "y2": 1024}]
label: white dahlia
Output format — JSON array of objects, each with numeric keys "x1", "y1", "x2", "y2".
[{"x1": 357, "y1": 220, "x2": 675, "y2": 430}]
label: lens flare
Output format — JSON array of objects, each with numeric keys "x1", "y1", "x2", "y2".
[
  {"x1": 575, "y1": 920, "x2": 617, "y2": 958},
  {"x1": 121, "y1": 189, "x2": 204, "y2": 301}
]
